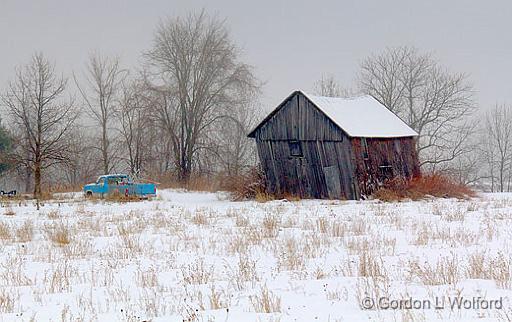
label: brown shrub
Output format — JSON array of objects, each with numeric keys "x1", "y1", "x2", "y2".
[
  {"x1": 227, "y1": 167, "x2": 268, "y2": 201},
  {"x1": 47, "y1": 184, "x2": 83, "y2": 194},
  {"x1": 373, "y1": 174, "x2": 475, "y2": 201},
  {"x1": 153, "y1": 173, "x2": 218, "y2": 192}
]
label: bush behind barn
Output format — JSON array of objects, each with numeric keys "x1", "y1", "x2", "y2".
[{"x1": 372, "y1": 174, "x2": 476, "y2": 202}]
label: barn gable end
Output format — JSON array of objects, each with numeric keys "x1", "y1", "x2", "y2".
[
  {"x1": 248, "y1": 91, "x2": 348, "y2": 141},
  {"x1": 249, "y1": 91, "x2": 358, "y2": 199}
]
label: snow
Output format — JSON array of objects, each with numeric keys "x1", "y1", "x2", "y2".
[
  {"x1": 0, "y1": 190, "x2": 511, "y2": 321},
  {"x1": 302, "y1": 92, "x2": 418, "y2": 138}
]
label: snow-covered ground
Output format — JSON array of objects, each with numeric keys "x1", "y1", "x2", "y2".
[{"x1": 0, "y1": 190, "x2": 511, "y2": 321}]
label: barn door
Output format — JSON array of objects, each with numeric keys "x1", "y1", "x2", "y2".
[{"x1": 323, "y1": 166, "x2": 342, "y2": 199}]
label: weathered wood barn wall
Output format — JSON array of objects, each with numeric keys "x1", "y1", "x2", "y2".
[
  {"x1": 351, "y1": 137, "x2": 420, "y2": 196},
  {"x1": 248, "y1": 91, "x2": 420, "y2": 199}
]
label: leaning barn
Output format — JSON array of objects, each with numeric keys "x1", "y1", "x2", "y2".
[{"x1": 248, "y1": 90, "x2": 420, "y2": 199}]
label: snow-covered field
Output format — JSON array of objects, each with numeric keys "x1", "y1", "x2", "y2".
[{"x1": 0, "y1": 190, "x2": 511, "y2": 321}]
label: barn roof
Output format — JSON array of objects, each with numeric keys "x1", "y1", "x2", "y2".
[{"x1": 248, "y1": 90, "x2": 418, "y2": 138}]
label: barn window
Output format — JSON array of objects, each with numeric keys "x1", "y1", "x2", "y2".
[
  {"x1": 379, "y1": 164, "x2": 394, "y2": 179},
  {"x1": 361, "y1": 138, "x2": 369, "y2": 160},
  {"x1": 289, "y1": 141, "x2": 303, "y2": 157}
]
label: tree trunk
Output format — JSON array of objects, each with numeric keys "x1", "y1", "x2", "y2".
[
  {"x1": 500, "y1": 161, "x2": 505, "y2": 192},
  {"x1": 34, "y1": 161, "x2": 41, "y2": 198},
  {"x1": 179, "y1": 164, "x2": 191, "y2": 183},
  {"x1": 102, "y1": 122, "x2": 109, "y2": 174},
  {"x1": 490, "y1": 166, "x2": 495, "y2": 192},
  {"x1": 24, "y1": 166, "x2": 32, "y2": 194}
]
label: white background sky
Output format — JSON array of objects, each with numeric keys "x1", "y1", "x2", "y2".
[{"x1": 1, "y1": 0, "x2": 511, "y2": 114}]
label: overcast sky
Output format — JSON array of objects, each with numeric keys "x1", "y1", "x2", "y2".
[{"x1": 1, "y1": 0, "x2": 511, "y2": 113}]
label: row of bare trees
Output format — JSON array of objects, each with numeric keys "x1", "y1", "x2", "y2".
[
  {"x1": 0, "y1": 12, "x2": 261, "y2": 197},
  {"x1": 0, "y1": 12, "x2": 507, "y2": 196}
]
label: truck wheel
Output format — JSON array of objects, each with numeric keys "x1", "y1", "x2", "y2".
[{"x1": 86, "y1": 191, "x2": 93, "y2": 198}]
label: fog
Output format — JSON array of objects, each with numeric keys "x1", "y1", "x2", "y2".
[{"x1": 1, "y1": 0, "x2": 511, "y2": 112}]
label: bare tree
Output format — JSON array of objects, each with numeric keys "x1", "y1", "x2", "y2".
[
  {"x1": 75, "y1": 53, "x2": 124, "y2": 174},
  {"x1": 359, "y1": 46, "x2": 476, "y2": 170},
  {"x1": 145, "y1": 11, "x2": 259, "y2": 183},
  {"x1": 60, "y1": 129, "x2": 98, "y2": 187},
  {"x1": 1, "y1": 53, "x2": 77, "y2": 197},
  {"x1": 214, "y1": 94, "x2": 261, "y2": 176},
  {"x1": 445, "y1": 131, "x2": 487, "y2": 186},
  {"x1": 313, "y1": 74, "x2": 354, "y2": 97},
  {"x1": 116, "y1": 80, "x2": 151, "y2": 177},
  {"x1": 0, "y1": 118, "x2": 11, "y2": 175},
  {"x1": 483, "y1": 104, "x2": 512, "y2": 192}
]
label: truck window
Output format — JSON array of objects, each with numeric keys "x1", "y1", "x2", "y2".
[{"x1": 108, "y1": 177, "x2": 120, "y2": 185}]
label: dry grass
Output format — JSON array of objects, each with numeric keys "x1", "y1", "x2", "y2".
[
  {"x1": 15, "y1": 220, "x2": 33, "y2": 243},
  {"x1": 2, "y1": 207, "x2": 14, "y2": 217},
  {"x1": 44, "y1": 262, "x2": 72, "y2": 293},
  {"x1": 358, "y1": 252, "x2": 385, "y2": 278},
  {"x1": 235, "y1": 214, "x2": 250, "y2": 227},
  {"x1": 466, "y1": 251, "x2": 488, "y2": 280},
  {"x1": 36, "y1": 191, "x2": 55, "y2": 201},
  {"x1": 44, "y1": 222, "x2": 72, "y2": 246},
  {"x1": 0, "y1": 222, "x2": 11, "y2": 241},
  {"x1": 316, "y1": 217, "x2": 329, "y2": 234},
  {"x1": 208, "y1": 285, "x2": 230, "y2": 310},
  {"x1": 262, "y1": 213, "x2": 280, "y2": 238},
  {"x1": 181, "y1": 258, "x2": 214, "y2": 285},
  {"x1": 162, "y1": 174, "x2": 220, "y2": 192},
  {"x1": 0, "y1": 289, "x2": 14, "y2": 313},
  {"x1": 373, "y1": 174, "x2": 476, "y2": 201},
  {"x1": 135, "y1": 267, "x2": 159, "y2": 288},
  {"x1": 255, "y1": 191, "x2": 274, "y2": 202},
  {"x1": 466, "y1": 251, "x2": 512, "y2": 289},
  {"x1": 441, "y1": 207, "x2": 466, "y2": 222},
  {"x1": 46, "y1": 209, "x2": 60, "y2": 220},
  {"x1": 227, "y1": 255, "x2": 259, "y2": 291},
  {"x1": 407, "y1": 254, "x2": 459, "y2": 285},
  {"x1": 277, "y1": 237, "x2": 306, "y2": 271},
  {"x1": 191, "y1": 209, "x2": 209, "y2": 226},
  {"x1": 0, "y1": 185, "x2": 507, "y2": 321},
  {"x1": 104, "y1": 192, "x2": 142, "y2": 202},
  {"x1": 250, "y1": 285, "x2": 281, "y2": 313},
  {"x1": 117, "y1": 223, "x2": 142, "y2": 252},
  {"x1": 355, "y1": 254, "x2": 391, "y2": 310},
  {"x1": 0, "y1": 256, "x2": 32, "y2": 287}
]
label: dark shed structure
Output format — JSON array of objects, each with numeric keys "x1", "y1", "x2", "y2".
[{"x1": 248, "y1": 90, "x2": 420, "y2": 199}]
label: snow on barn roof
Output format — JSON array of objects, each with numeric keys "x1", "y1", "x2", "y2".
[
  {"x1": 248, "y1": 90, "x2": 418, "y2": 138},
  {"x1": 302, "y1": 92, "x2": 418, "y2": 138}
]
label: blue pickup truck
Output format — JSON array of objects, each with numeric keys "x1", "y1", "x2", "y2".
[{"x1": 83, "y1": 174, "x2": 156, "y2": 199}]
